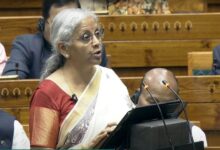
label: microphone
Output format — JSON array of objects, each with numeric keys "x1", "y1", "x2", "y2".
[
  {"x1": 71, "y1": 93, "x2": 78, "y2": 103},
  {"x1": 143, "y1": 82, "x2": 175, "y2": 150},
  {"x1": 213, "y1": 63, "x2": 217, "y2": 75},
  {"x1": 162, "y1": 80, "x2": 196, "y2": 150},
  {"x1": 15, "y1": 63, "x2": 19, "y2": 75}
]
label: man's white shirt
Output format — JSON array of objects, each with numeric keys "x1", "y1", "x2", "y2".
[
  {"x1": 192, "y1": 125, "x2": 208, "y2": 147},
  {"x1": 12, "y1": 120, "x2": 30, "y2": 149}
]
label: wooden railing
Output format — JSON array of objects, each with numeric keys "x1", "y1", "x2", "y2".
[
  {"x1": 100, "y1": 14, "x2": 220, "y2": 76},
  {"x1": 0, "y1": 0, "x2": 219, "y2": 16},
  {"x1": 0, "y1": 0, "x2": 42, "y2": 16},
  {"x1": 0, "y1": 76, "x2": 220, "y2": 146},
  {"x1": 1, "y1": 76, "x2": 220, "y2": 128},
  {"x1": 1, "y1": 14, "x2": 220, "y2": 76}
]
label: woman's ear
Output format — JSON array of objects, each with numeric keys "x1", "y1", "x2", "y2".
[{"x1": 58, "y1": 43, "x2": 70, "y2": 58}]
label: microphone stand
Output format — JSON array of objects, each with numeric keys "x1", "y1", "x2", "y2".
[
  {"x1": 15, "y1": 63, "x2": 19, "y2": 75},
  {"x1": 143, "y1": 83, "x2": 175, "y2": 150},
  {"x1": 162, "y1": 80, "x2": 196, "y2": 150}
]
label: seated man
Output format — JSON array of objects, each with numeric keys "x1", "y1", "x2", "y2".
[
  {"x1": 211, "y1": 45, "x2": 220, "y2": 75},
  {"x1": 2, "y1": 0, "x2": 108, "y2": 79},
  {"x1": 0, "y1": 110, "x2": 30, "y2": 149},
  {"x1": 0, "y1": 43, "x2": 7, "y2": 75},
  {"x1": 131, "y1": 68, "x2": 208, "y2": 147}
]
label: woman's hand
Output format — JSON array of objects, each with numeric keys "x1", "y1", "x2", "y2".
[{"x1": 82, "y1": 122, "x2": 117, "y2": 149}]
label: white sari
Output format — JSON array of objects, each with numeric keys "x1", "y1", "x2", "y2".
[{"x1": 57, "y1": 66, "x2": 134, "y2": 149}]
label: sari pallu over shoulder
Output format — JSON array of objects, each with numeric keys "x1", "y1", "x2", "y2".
[{"x1": 57, "y1": 67, "x2": 102, "y2": 149}]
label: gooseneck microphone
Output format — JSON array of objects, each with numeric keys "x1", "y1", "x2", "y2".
[
  {"x1": 15, "y1": 63, "x2": 19, "y2": 75},
  {"x1": 162, "y1": 80, "x2": 196, "y2": 150},
  {"x1": 213, "y1": 63, "x2": 218, "y2": 75},
  {"x1": 143, "y1": 82, "x2": 175, "y2": 150}
]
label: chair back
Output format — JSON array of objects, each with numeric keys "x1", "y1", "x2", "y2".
[{"x1": 187, "y1": 52, "x2": 213, "y2": 75}]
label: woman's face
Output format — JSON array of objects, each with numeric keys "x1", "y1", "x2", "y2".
[{"x1": 67, "y1": 16, "x2": 103, "y2": 66}]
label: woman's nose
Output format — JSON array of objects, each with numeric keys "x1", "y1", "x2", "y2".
[{"x1": 91, "y1": 34, "x2": 101, "y2": 47}]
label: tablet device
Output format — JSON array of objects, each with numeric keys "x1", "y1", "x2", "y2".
[{"x1": 100, "y1": 100, "x2": 186, "y2": 149}]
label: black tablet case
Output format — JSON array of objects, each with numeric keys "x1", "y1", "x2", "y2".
[{"x1": 100, "y1": 100, "x2": 185, "y2": 149}]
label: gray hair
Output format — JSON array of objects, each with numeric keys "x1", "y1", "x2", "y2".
[{"x1": 41, "y1": 8, "x2": 98, "y2": 80}]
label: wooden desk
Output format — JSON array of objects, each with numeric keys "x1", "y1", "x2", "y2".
[
  {"x1": 0, "y1": 76, "x2": 220, "y2": 145},
  {"x1": 0, "y1": 75, "x2": 220, "y2": 128}
]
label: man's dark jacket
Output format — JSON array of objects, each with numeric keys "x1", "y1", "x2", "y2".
[
  {"x1": 211, "y1": 45, "x2": 220, "y2": 75},
  {"x1": 0, "y1": 110, "x2": 15, "y2": 149}
]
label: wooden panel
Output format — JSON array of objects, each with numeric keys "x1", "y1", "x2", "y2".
[
  {"x1": 1, "y1": 15, "x2": 219, "y2": 77},
  {"x1": 122, "y1": 75, "x2": 220, "y2": 103},
  {"x1": 3, "y1": 76, "x2": 220, "y2": 111},
  {"x1": 99, "y1": 13, "x2": 220, "y2": 41},
  {"x1": 206, "y1": 130, "x2": 220, "y2": 146},
  {"x1": 1, "y1": 14, "x2": 220, "y2": 53},
  {"x1": 208, "y1": 0, "x2": 220, "y2": 4},
  {"x1": 0, "y1": 76, "x2": 220, "y2": 145},
  {"x1": 114, "y1": 67, "x2": 187, "y2": 77},
  {"x1": 0, "y1": 0, "x2": 42, "y2": 16},
  {"x1": 169, "y1": 0, "x2": 206, "y2": 13},
  {"x1": 185, "y1": 103, "x2": 220, "y2": 130},
  {"x1": 104, "y1": 40, "x2": 219, "y2": 68},
  {"x1": 0, "y1": 9, "x2": 41, "y2": 16},
  {"x1": 191, "y1": 121, "x2": 201, "y2": 127},
  {"x1": 4, "y1": 39, "x2": 218, "y2": 68},
  {"x1": 178, "y1": 76, "x2": 220, "y2": 103},
  {"x1": 0, "y1": 1, "x2": 218, "y2": 16},
  {"x1": 188, "y1": 52, "x2": 213, "y2": 75},
  {"x1": 0, "y1": 0, "x2": 41, "y2": 8},
  {"x1": 0, "y1": 79, "x2": 39, "y2": 103},
  {"x1": 121, "y1": 76, "x2": 142, "y2": 94},
  {"x1": 0, "y1": 16, "x2": 39, "y2": 54},
  {"x1": 0, "y1": 76, "x2": 220, "y2": 112},
  {"x1": 0, "y1": 80, "x2": 38, "y2": 124},
  {"x1": 4, "y1": 107, "x2": 29, "y2": 124},
  {"x1": 207, "y1": 0, "x2": 220, "y2": 12},
  {"x1": 121, "y1": 76, "x2": 220, "y2": 131}
]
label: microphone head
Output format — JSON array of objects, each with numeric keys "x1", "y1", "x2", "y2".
[
  {"x1": 162, "y1": 80, "x2": 169, "y2": 87},
  {"x1": 143, "y1": 82, "x2": 149, "y2": 90},
  {"x1": 142, "y1": 80, "x2": 149, "y2": 90},
  {"x1": 71, "y1": 94, "x2": 78, "y2": 103}
]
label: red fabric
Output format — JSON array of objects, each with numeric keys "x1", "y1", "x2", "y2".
[
  {"x1": 29, "y1": 80, "x2": 75, "y2": 148},
  {"x1": 30, "y1": 80, "x2": 74, "y2": 124}
]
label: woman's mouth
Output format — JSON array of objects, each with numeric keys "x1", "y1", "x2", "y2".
[{"x1": 93, "y1": 50, "x2": 102, "y2": 59}]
